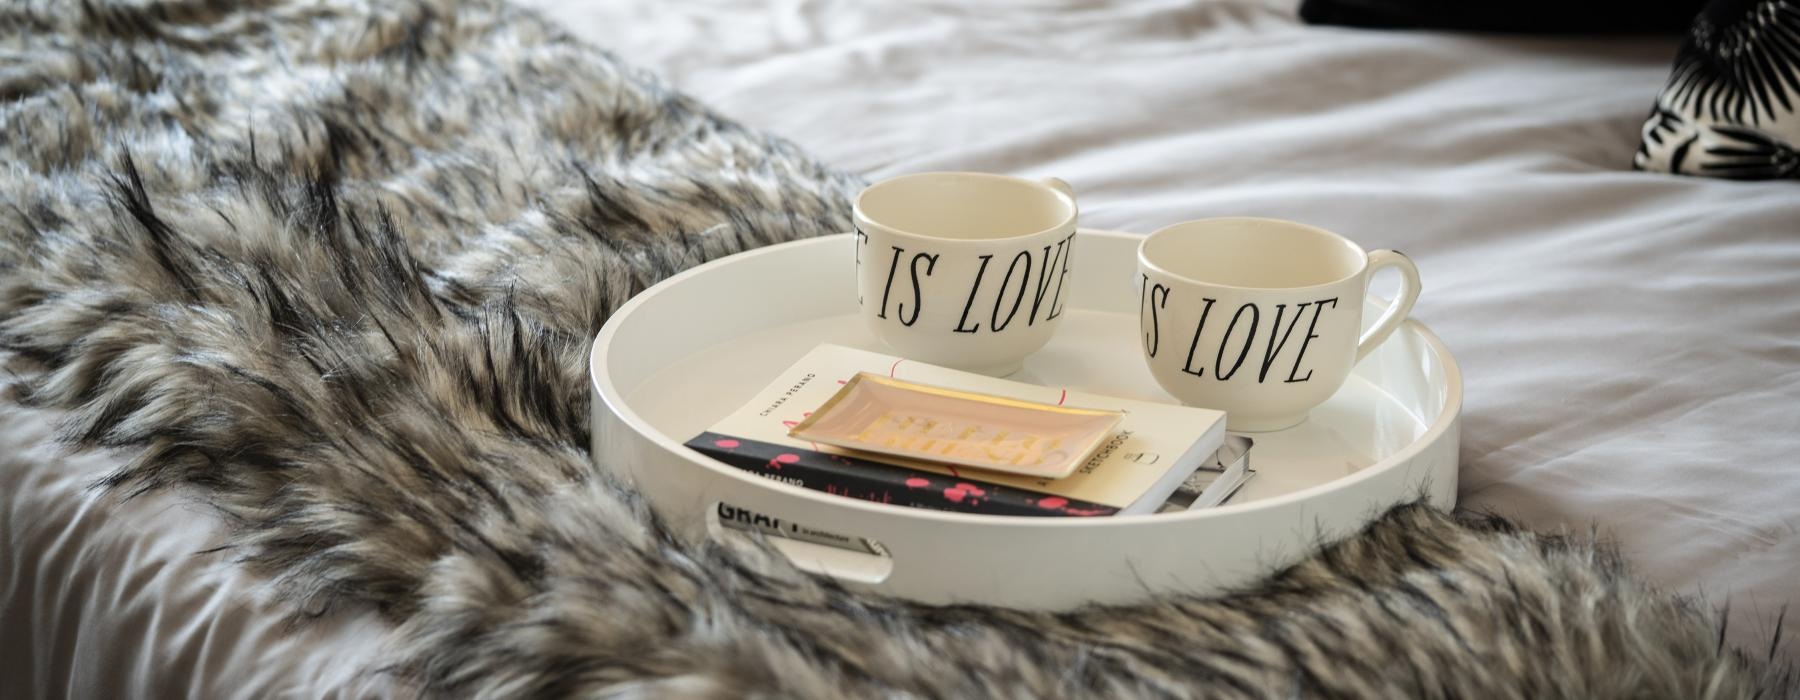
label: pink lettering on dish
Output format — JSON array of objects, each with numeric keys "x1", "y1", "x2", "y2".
[
  {"x1": 954, "y1": 482, "x2": 986, "y2": 496},
  {"x1": 774, "y1": 454, "x2": 800, "y2": 464},
  {"x1": 943, "y1": 487, "x2": 967, "y2": 503},
  {"x1": 904, "y1": 477, "x2": 930, "y2": 488},
  {"x1": 713, "y1": 439, "x2": 740, "y2": 449},
  {"x1": 1037, "y1": 497, "x2": 1069, "y2": 510}
]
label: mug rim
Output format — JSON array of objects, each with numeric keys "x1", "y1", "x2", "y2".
[
  {"x1": 1138, "y1": 217, "x2": 1369, "y2": 292},
  {"x1": 854, "y1": 171, "x2": 1078, "y2": 244}
]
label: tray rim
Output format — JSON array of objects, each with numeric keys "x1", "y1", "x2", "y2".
[{"x1": 589, "y1": 229, "x2": 1463, "y2": 528}]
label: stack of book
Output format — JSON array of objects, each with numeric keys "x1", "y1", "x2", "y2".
[{"x1": 685, "y1": 344, "x2": 1253, "y2": 521}]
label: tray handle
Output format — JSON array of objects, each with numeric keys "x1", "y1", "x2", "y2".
[{"x1": 707, "y1": 501, "x2": 896, "y2": 583}]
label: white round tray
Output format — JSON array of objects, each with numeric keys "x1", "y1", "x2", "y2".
[{"x1": 589, "y1": 230, "x2": 1461, "y2": 609}]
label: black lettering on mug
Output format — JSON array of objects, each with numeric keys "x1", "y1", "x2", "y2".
[
  {"x1": 990, "y1": 251, "x2": 1032, "y2": 332},
  {"x1": 1140, "y1": 277, "x2": 1170, "y2": 358},
  {"x1": 1029, "y1": 237, "x2": 1069, "y2": 325},
  {"x1": 1285, "y1": 297, "x2": 1338, "y2": 383},
  {"x1": 1213, "y1": 303, "x2": 1259, "y2": 381},
  {"x1": 876, "y1": 246, "x2": 904, "y2": 320},
  {"x1": 1046, "y1": 232, "x2": 1076, "y2": 320},
  {"x1": 954, "y1": 254, "x2": 995, "y2": 333},
  {"x1": 895, "y1": 252, "x2": 940, "y2": 327},
  {"x1": 1172, "y1": 297, "x2": 1344, "y2": 384},
  {"x1": 1179, "y1": 297, "x2": 1219, "y2": 377},
  {"x1": 1256, "y1": 302, "x2": 1310, "y2": 382}
]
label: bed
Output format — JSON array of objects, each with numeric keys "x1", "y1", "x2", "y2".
[
  {"x1": 542, "y1": 0, "x2": 1800, "y2": 645},
  {"x1": 4, "y1": 0, "x2": 1796, "y2": 695}
]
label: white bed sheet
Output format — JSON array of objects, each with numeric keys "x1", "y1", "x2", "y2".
[
  {"x1": 0, "y1": 400, "x2": 397, "y2": 698},
  {"x1": 5, "y1": 1, "x2": 1796, "y2": 695}
]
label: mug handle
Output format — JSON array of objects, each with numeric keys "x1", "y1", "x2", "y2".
[{"x1": 1355, "y1": 250, "x2": 1421, "y2": 362}]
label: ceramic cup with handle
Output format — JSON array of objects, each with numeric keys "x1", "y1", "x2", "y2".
[
  {"x1": 1136, "y1": 217, "x2": 1420, "y2": 432},
  {"x1": 854, "y1": 172, "x2": 1079, "y2": 376}
]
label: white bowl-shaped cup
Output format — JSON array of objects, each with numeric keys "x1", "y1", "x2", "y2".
[
  {"x1": 854, "y1": 172, "x2": 1079, "y2": 376},
  {"x1": 1137, "y1": 218, "x2": 1420, "y2": 432}
]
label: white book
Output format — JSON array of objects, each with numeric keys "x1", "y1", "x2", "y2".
[
  {"x1": 692, "y1": 343, "x2": 1228, "y2": 516},
  {"x1": 1157, "y1": 435, "x2": 1256, "y2": 512}
]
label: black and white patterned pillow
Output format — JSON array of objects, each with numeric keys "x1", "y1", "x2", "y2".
[{"x1": 1637, "y1": 0, "x2": 1800, "y2": 179}]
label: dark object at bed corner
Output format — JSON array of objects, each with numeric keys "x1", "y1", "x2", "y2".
[
  {"x1": 1299, "y1": 0, "x2": 1708, "y2": 34},
  {"x1": 1636, "y1": 0, "x2": 1800, "y2": 179}
]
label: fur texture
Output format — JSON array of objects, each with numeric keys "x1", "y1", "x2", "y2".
[{"x1": 0, "y1": 0, "x2": 1790, "y2": 696}]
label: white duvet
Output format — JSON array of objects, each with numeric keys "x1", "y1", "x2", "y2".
[{"x1": 5, "y1": 0, "x2": 1796, "y2": 694}]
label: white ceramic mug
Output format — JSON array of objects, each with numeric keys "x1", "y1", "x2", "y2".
[
  {"x1": 854, "y1": 172, "x2": 1079, "y2": 375},
  {"x1": 1137, "y1": 218, "x2": 1420, "y2": 432}
]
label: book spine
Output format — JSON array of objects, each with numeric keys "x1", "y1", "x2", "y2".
[{"x1": 686, "y1": 432, "x2": 1118, "y2": 517}]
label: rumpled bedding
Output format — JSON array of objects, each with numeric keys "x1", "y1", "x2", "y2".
[
  {"x1": 4, "y1": 0, "x2": 1795, "y2": 694},
  {"x1": 1, "y1": 401, "x2": 395, "y2": 697}
]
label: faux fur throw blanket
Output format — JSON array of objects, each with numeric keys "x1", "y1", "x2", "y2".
[{"x1": 1, "y1": 0, "x2": 1790, "y2": 696}]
